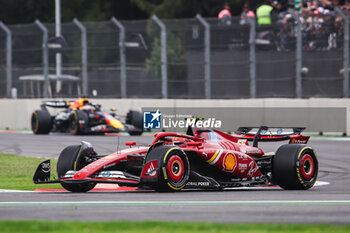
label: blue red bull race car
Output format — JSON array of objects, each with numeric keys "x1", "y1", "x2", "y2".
[
  {"x1": 33, "y1": 125, "x2": 318, "y2": 192},
  {"x1": 31, "y1": 98, "x2": 143, "y2": 136}
]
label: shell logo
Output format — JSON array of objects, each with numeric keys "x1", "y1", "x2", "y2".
[{"x1": 224, "y1": 153, "x2": 236, "y2": 172}]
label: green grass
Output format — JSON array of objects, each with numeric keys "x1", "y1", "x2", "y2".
[
  {"x1": 0, "y1": 221, "x2": 349, "y2": 233},
  {"x1": 0, "y1": 154, "x2": 61, "y2": 190}
]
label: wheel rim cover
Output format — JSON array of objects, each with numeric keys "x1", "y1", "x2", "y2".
[
  {"x1": 300, "y1": 154, "x2": 314, "y2": 180},
  {"x1": 167, "y1": 155, "x2": 184, "y2": 182}
]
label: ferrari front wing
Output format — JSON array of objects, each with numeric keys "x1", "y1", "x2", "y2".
[{"x1": 33, "y1": 160, "x2": 140, "y2": 187}]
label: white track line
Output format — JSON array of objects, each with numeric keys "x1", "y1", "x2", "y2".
[
  {"x1": 0, "y1": 200, "x2": 350, "y2": 207},
  {"x1": 0, "y1": 181, "x2": 330, "y2": 193}
]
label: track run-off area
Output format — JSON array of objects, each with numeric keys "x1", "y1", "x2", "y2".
[{"x1": 0, "y1": 132, "x2": 349, "y2": 223}]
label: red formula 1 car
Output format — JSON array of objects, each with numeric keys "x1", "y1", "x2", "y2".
[{"x1": 33, "y1": 126, "x2": 318, "y2": 192}]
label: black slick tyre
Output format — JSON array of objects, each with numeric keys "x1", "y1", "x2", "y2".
[
  {"x1": 126, "y1": 110, "x2": 143, "y2": 136},
  {"x1": 57, "y1": 145, "x2": 96, "y2": 192},
  {"x1": 31, "y1": 110, "x2": 52, "y2": 134},
  {"x1": 147, "y1": 145, "x2": 190, "y2": 192},
  {"x1": 273, "y1": 144, "x2": 318, "y2": 190}
]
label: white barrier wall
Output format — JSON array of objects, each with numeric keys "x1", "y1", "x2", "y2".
[{"x1": 0, "y1": 98, "x2": 349, "y2": 135}]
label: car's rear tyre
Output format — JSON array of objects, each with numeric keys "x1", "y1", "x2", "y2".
[
  {"x1": 126, "y1": 110, "x2": 143, "y2": 136},
  {"x1": 31, "y1": 110, "x2": 52, "y2": 134},
  {"x1": 57, "y1": 145, "x2": 96, "y2": 192},
  {"x1": 147, "y1": 145, "x2": 190, "y2": 192},
  {"x1": 273, "y1": 144, "x2": 318, "y2": 190},
  {"x1": 69, "y1": 110, "x2": 88, "y2": 135}
]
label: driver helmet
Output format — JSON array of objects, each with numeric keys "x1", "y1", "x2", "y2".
[
  {"x1": 70, "y1": 98, "x2": 90, "y2": 110},
  {"x1": 172, "y1": 136, "x2": 189, "y2": 144}
]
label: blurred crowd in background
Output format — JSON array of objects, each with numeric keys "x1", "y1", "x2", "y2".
[{"x1": 218, "y1": 0, "x2": 350, "y2": 51}]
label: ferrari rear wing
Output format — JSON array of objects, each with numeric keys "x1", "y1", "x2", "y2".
[
  {"x1": 235, "y1": 126, "x2": 305, "y2": 136},
  {"x1": 234, "y1": 126, "x2": 309, "y2": 147}
]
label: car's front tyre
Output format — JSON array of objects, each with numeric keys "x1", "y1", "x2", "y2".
[
  {"x1": 146, "y1": 145, "x2": 190, "y2": 192},
  {"x1": 57, "y1": 145, "x2": 96, "y2": 192}
]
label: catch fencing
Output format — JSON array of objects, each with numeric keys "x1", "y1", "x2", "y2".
[{"x1": 0, "y1": 10, "x2": 348, "y2": 99}]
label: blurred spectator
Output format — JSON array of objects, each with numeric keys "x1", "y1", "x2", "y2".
[
  {"x1": 341, "y1": 0, "x2": 350, "y2": 15},
  {"x1": 300, "y1": 0, "x2": 314, "y2": 15},
  {"x1": 271, "y1": 1, "x2": 284, "y2": 18},
  {"x1": 320, "y1": 0, "x2": 334, "y2": 10},
  {"x1": 240, "y1": 0, "x2": 349, "y2": 51},
  {"x1": 332, "y1": 0, "x2": 341, "y2": 8},
  {"x1": 274, "y1": 0, "x2": 289, "y2": 11},
  {"x1": 218, "y1": 2, "x2": 232, "y2": 25},
  {"x1": 256, "y1": 0, "x2": 274, "y2": 25},
  {"x1": 295, "y1": 0, "x2": 302, "y2": 12},
  {"x1": 240, "y1": 3, "x2": 255, "y2": 25},
  {"x1": 271, "y1": 0, "x2": 293, "y2": 51}
]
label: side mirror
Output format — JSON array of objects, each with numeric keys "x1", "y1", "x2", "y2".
[{"x1": 125, "y1": 141, "x2": 136, "y2": 147}]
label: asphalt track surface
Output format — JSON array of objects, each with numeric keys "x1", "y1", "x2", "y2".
[{"x1": 0, "y1": 132, "x2": 350, "y2": 223}]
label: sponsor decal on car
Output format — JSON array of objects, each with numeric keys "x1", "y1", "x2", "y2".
[
  {"x1": 223, "y1": 153, "x2": 236, "y2": 172},
  {"x1": 291, "y1": 139, "x2": 306, "y2": 144},
  {"x1": 187, "y1": 181, "x2": 210, "y2": 186},
  {"x1": 91, "y1": 125, "x2": 107, "y2": 132},
  {"x1": 96, "y1": 171, "x2": 126, "y2": 179},
  {"x1": 237, "y1": 153, "x2": 250, "y2": 160},
  {"x1": 238, "y1": 163, "x2": 248, "y2": 173},
  {"x1": 247, "y1": 161, "x2": 259, "y2": 176},
  {"x1": 289, "y1": 136, "x2": 309, "y2": 144},
  {"x1": 101, "y1": 171, "x2": 111, "y2": 178},
  {"x1": 241, "y1": 148, "x2": 263, "y2": 155},
  {"x1": 141, "y1": 160, "x2": 158, "y2": 178},
  {"x1": 237, "y1": 139, "x2": 247, "y2": 145},
  {"x1": 147, "y1": 162, "x2": 156, "y2": 176},
  {"x1": 41, "y1": 162, "x2": 50, "y2": 173},
  {"x1": 63, "y1": 170, "x2": 77, "y2": 178}
]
